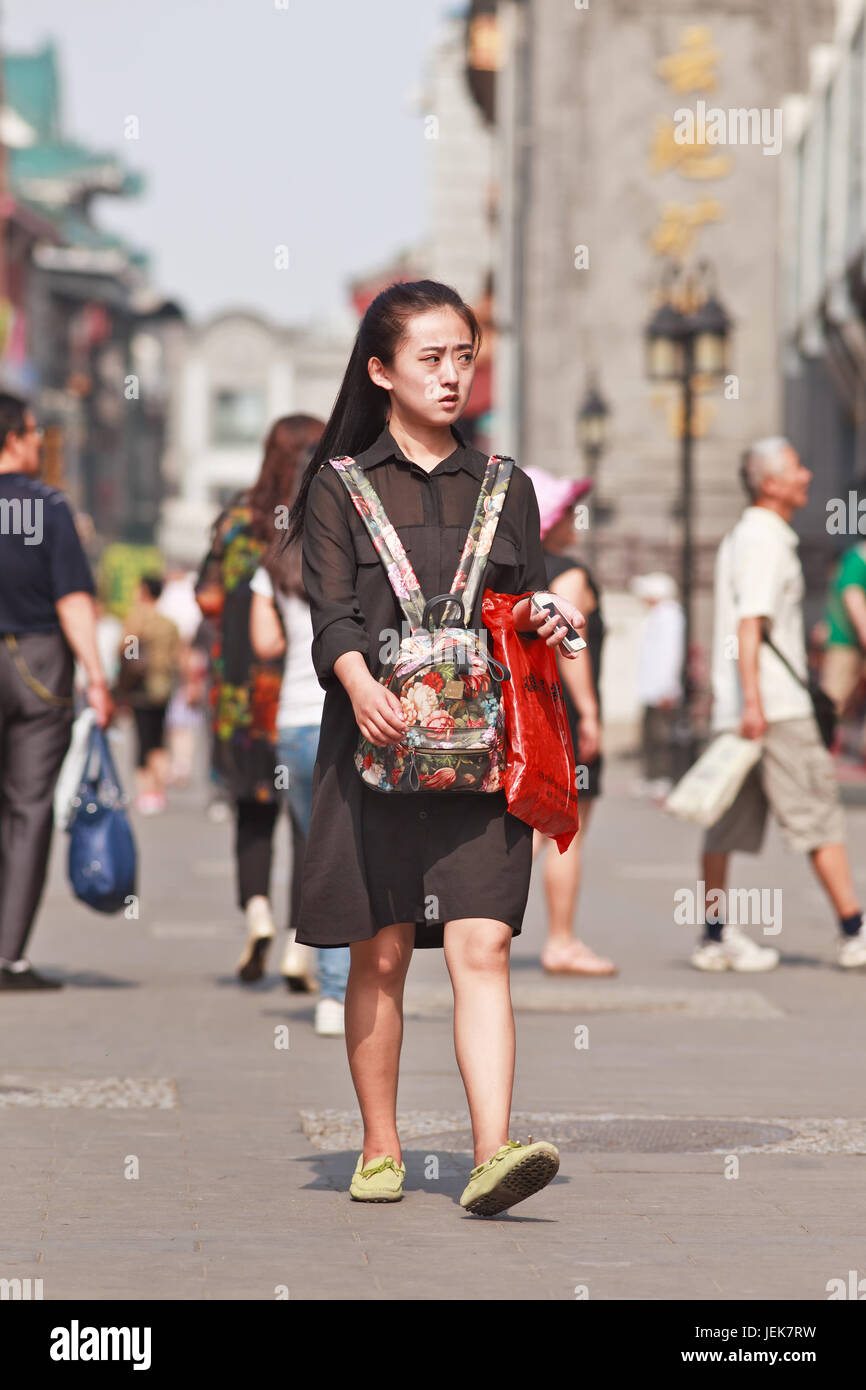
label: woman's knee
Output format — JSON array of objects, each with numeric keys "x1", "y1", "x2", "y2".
[
  {"x1": 350, "y1": 923, "x2": 413, "y2": 985},
  {"x1": 445, "y1": 919, "x2": 512, "y2": 974}
]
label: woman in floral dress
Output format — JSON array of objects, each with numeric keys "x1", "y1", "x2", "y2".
[{"x1": 195, "y1": 414, "x2": 323, "y2": 982}]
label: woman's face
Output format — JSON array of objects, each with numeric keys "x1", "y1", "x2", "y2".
[
  {"x1": 369, "y1": 307, "x2": 476, "y2": 427},
  {"x1": 545, "y1": 510, "x2": 578, "y2": 549}
]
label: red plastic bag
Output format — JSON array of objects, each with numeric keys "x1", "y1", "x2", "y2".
[{"x1": 482, "y1": 589, "x2": 579, "y2": 853}]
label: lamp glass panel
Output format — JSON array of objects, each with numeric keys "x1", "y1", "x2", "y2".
[
  {"x1": 647, "y1": 336, "x2": 684, "y2": 380},
  {"x1": 693, "y1": 330, "x2": 726, "y2": 376},
  {"x1": 580, "y1": 414, "x2": 605, "y2": 449}
]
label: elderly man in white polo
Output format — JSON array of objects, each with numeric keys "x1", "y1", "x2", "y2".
[{"x1": 692, "y1": 436, "x2": 865, "y2": 972}]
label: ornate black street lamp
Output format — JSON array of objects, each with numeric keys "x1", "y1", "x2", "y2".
[
  {"x1": 645, "y1": 260, "x2": 731, "y2": 773},
  {"x1": 577, "y1": 373, "x2": 610, "y2": 568}
]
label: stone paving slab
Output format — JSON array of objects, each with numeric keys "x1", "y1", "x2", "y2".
[
  {"x1": 403, "y1": 982, "x2": 784, "y2": 1017},
  {"x1": 1, "y1": 746, "x2": 865, "y2": 1300}
]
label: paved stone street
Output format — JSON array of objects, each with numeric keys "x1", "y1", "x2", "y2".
[{"x1": 2, "y1": 727, "x2": 865, "y2": 1301}]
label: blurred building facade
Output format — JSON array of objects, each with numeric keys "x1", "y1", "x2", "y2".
[
  {"x1": 0, "y1": 41, "x2": 182, "y2": 547},
  {"x1": 422, "y1": 8, "x2": 497, "y2": 448},
  {"x1": 461, "y1": 0, "x2": 834, "y2": 725},
  {"x1": 157, "y1": 310, "x2": 353, "y2": 567},
  {"x1": 424, "y1": 8, "x2": 495, "y2": 307},
  {"x1": 782, "y1": 0, "x2": 866, "y2": 623}
]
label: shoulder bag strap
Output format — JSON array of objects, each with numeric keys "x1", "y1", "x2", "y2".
[
  {"x1": 728, "y1": 533, "x2": 807, "y2": 687},
  {"x1": 449, "y1": 454, "x2": 515, "y2": 624},
  {"x1": 759, "y1": 627, "x2": 809, "y2": 689},
  {"x1": 328, "y1": 457, "x2": 427, "y2": 630}
]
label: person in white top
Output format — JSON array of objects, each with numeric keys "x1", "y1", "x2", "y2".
[
  {"x1": 631, "y1": 572, "x2": 685, "y2": 795},
  {"x1": 692, "y1": 437, "x2": 865, "y2": 973},
  {"x1": 250, "y1": 559, "x2": 350, "y2": 1034},
  {"x1": 158, "y1": 570, "x2": 206, "y2": 788}
]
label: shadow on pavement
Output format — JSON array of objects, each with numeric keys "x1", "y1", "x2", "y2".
[
  {"x1": 293, "y1": 1148, "x2": 566, "y2": 1220},
  {"x1": 46, "y1": 970, "x2": 139, "y2": 989}
]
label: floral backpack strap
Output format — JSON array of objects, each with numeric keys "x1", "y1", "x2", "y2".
[
  {"x1": 328, "y1": 457, "x2": 427, "y2": 630},
  {"x1": 449, "y1": 454, "x2": 515, "y2": 624}
]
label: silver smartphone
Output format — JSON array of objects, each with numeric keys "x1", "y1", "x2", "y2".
[{"x1": 530, "y1": 590, "x2": 587, "y2": 655}]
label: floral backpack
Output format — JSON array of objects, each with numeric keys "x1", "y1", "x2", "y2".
[{"x1": 329, "y1": 452, "x2": 515, "y2": 793}]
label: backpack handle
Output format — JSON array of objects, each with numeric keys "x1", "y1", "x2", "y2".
[
  {"x1": 419, "y1": 593, "x2": 511, "y2": 684},
  {"x1": 421, "y1": 593, "x2": 466, "y2": 630}
]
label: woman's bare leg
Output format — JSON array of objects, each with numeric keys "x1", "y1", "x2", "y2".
[
  {"x1": 542, "y1": 800, "x2": 594, "y2": 949},
  {"x1": 345, "y1": 921, "x2": 415, "y2": 1166},
  {"x1": 443, "y1": 917, "x2": 515, "y2": 1167}
]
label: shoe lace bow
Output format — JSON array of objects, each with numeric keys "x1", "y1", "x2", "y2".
[
  {"x1": 470, "y1": 1137, "x2": 531, "y2": 1178},
  {"x1": 361, "y1": 1155, "x2": 402, "y2": 1178}
]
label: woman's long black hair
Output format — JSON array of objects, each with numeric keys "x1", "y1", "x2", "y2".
[{"x1": 283, "y1": 279, "x2": 481, "y2": 548}]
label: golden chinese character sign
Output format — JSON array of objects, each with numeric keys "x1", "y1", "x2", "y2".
[
  {"x1": 656, "y1": 26, "x2": 720, "y2": 95},
  {"x1": 650, "y1": 26, "x2": 730, "y2": 262}
]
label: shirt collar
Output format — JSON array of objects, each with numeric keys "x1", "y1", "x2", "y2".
[
  {"x1": 355, "y1": 421, "x2": 485, "y2": 479},
  {"x1": 744, "y1": 505, "x2": 800, "y2": 548}
]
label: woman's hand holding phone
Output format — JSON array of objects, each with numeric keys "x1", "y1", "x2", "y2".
[{"x1": 528, "y1": 592, "x2": 586, "y2": 658}]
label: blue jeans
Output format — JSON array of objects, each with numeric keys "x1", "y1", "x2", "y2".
[{"x1": 277, "y1": 725, "x2": 349, "y2": 1002}]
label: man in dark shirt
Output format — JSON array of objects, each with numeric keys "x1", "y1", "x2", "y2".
[{"x1": 0, "y1": 392, "x2": 112, "y2": 989}]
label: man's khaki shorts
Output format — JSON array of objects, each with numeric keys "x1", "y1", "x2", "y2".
[
  {"x1": 822, "y1": 644, "x2": 866, "y2": 714},
  {"x1": 703, "y1": 717, "x2": 845, "y2": 855}
]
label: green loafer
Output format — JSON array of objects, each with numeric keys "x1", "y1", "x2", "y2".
[
  {"x1": 349, "y1": 1152, "x2": 405, "y2": 1202},
  {"x1": 459, "y1": 1137, "x2": 560, "y2": 1217}
]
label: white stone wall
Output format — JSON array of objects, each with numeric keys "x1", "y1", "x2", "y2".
[{"x1": 424, "y1": 14, "x2": 496, "y2": 304}]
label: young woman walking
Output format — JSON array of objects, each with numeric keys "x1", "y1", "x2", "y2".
[
  {"x1": 249, "y1": 509, "x2": 351, "y2": 1037},
  {"x1": 285, "y1": 280, "x2": 585, "y2": 1217},
  {"x1": 196, "y1": 415, "x2": 322, "y2": 985}
]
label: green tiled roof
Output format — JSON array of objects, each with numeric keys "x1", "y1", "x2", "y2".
[
  {"x1": 10, "y1": 142, "x2": 144, "y2": 197},
  {"x1": 3, "y1": 42, "x2": 147, "y2": 268},
  {"x1": 18, "y1": 197, "x2": 146, "y2": 260},
  {"x1": 3, "y1": 42, "x2": 61, "y2": 142}
]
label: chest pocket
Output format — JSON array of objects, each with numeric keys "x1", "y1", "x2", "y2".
[
  {"x1": 444, "y1": 531, "x2": 521, "y2": 623},
  {"x1": 447, "y1": 529, "x2": 520, "y2": 571},
  {"x1": 351, "y1": 529, "x2": 413, "y2": 568},
  {"x1": 482, "y1": 533, "x2": 521, "y2": 581}
]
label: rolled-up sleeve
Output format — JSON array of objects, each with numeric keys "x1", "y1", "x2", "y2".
[
  {"x1": 302, "y1": 467, "x2": 370, "y2": 691},
  {"x1": 734, "y1": 528, "x2": 784, "y2": 624}
]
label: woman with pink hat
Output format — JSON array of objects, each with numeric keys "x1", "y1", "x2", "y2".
[{"x1": 524, "y1": 467, "x2": 617, "y2": 977}]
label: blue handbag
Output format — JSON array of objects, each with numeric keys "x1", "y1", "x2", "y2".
[{"x1": 67, "y1": 724, "x2": 138, "y2": 914}]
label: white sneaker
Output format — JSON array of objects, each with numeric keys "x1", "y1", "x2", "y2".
[
  {"x1": 649, "y1": 777, "x2": 674, "y2": 800},
  {"x1": 838, "y1": 932, "x2": 866, "y2": 969},
  {"x1": 280, "y1": 930, "x2": 317, "y2": 993},
  {"x1": 236, "y1": 896, "x2": 275, "y2": 982},
  {"x1": 690, "y1": 925, "x2": 780, "y2": 972},
  {"x1": 314, "y1": 998, "x2": 345, "y2": 1036},
  {"x1": 245, "y1": 896, "x2": 275, "y2": 939}
]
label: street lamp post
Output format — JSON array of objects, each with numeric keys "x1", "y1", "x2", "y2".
[
  {"x1": 577, "y1": 374, "x2": 609, "y2": 571},
  {"x1": 645, "y1": 261, "x2": 731, "y2": 775}
]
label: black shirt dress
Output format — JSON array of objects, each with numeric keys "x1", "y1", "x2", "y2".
[{"x1": 295, "y1": 421, "x2": 550, "y2": 950}]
